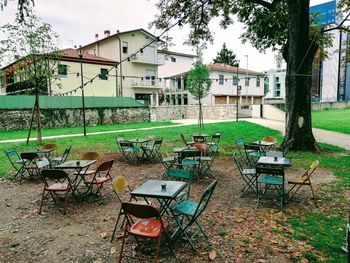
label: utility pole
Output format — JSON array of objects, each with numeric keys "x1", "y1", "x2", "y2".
[{"x1": 78, "y1": 47, "x2": 87, "y2": 136}]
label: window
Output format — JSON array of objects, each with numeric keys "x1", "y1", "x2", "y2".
[
  {"x1": 171, "y1": 57, "x2": 176, "y2": 62},
  {"x1": 232, "y1": 76, "x2": 238, "y2": 86},
  {"x1": 256, "y1": 77, "x2": 260, "y2": 87},
  {"x1": 145, "y1": 69, "x2": 156, "y2": 86},
  {"x1": 245, "y1": 77, "x2": 250, "y2": 87},
  {"x1": 219, "y1": 74, "x2": 224, "y2": 85},
  {"x1": 58, "y1": 64, "x2": 67, "y2": 78},
  {"x1": 100, "y1": 68, "x2": 108, "y2": 80},
  {"x1": 177, "y1": 78, "x2": 181, "y2": 90},
  {"x1": 122, "y1": 41, "x2": 128, "y2": 53}
]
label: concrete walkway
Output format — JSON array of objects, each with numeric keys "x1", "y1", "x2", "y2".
[{"x1": 245, "y1": 118, "x2": 350, "y2": 150}]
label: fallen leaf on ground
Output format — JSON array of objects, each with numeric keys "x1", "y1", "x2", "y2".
[{"x1": 209, "y1": 250, "x2": 217, "y2": 260}]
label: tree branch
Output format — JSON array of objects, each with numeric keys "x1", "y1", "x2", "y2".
[
  {"x1": 247, "y1": 0, "x2": 282, "y2": 10},
  {"x1": 322, "y1": 12, "x2": 350, "y2": 33}
]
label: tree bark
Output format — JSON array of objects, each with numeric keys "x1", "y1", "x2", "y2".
[{"x1": 284, "y1": 0, "x2": 318, "y2": 151}]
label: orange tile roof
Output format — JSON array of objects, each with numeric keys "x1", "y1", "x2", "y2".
[{"x1": 61, "y1": 48, "x2": 117, "y2": 64}]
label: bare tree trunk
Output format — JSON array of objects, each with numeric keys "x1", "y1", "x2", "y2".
[
  {"x1": 198, "y1": 99, "x2": 204, "y2": 129},
  {"x1": 284, "y1": 0, "x2": 318, "y2": 151}
]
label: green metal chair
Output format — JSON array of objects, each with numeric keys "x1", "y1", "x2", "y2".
[
  {"x1": 154, "y1": 148, "x2": 177, "y2": 177},
  {"x1": 199, "y1": 144, "x2": 219, "y2": 177},
  {"x1": 140, "y1": 138, "x2": 163, "y2": 161},
  {"x1": 5, "y1": 148, "x2": 28, "y2": 182},
  {"x1": 166, "y1": 165, "x2": 193, "y2": 200},
  {"x1": 256, "y1": 165, "x2": 285, "y2": 209},
  {"x1": 265, "y1": 139, "x2": 294, "y2": 158},
  {"x1": 233, "y1": 153, "x2": 258, "y2": 197},
  {"x1": 180, "y1": 148, "x2": 201, "y2": 179},
  {"x1": 49, "y1": 145, "x2": 72, "y2": 165},
  {"x1": 119, "y1": 141, "x2": 139, "y2": 163},
  {"x1": 244, "y1": 142, "x2": 264, "y2": 166},
  {"x1": 171, "y1": 180, "x2": 217, "y2": 250}
]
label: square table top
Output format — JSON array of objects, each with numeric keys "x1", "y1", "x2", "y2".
[
  {"x1": 257, "y1": 156, "x2": 292, "y2": 167},
  {"x1": 126, "y1": 138, "x2": 151, "y2": 144},
  {"x1": 254, "y1": 141, "x2": 276, "y2": 146},
  {"x1": 55, "y1": 160, "x2": 96, "y2": 169},
  {"x1": 29, "y1": 148, "x2": 55, "y2": 154},
  {"x1": 192, "y1": 133, "x2": 209, "y2": 137},
  {"x1": 131, "y1": 179, "x2": 187, "y2": 199}
]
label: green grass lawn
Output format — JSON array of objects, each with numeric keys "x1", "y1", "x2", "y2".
[
  {"x1": 312, "y1": 108, "x2": 350, "y2": 134},
  {"x1": 0, "y1": 121, "x2": 175, "y2": 140}
]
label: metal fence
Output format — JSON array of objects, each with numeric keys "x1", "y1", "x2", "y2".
[{"x1": 0, "y1": 96, "x2": 145, "y2": 109}]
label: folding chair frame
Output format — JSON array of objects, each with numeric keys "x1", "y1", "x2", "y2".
[
  {"x1": 233, "y1": 154, "x2": 258, "y2": 197},
  {"x1": 5, "y1": 149, "x2": 27, "y2": 182}
]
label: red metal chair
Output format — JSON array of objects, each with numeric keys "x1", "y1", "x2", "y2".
[
  {"x1": 39, "y1": 169, "x2": 73, "y2": 215},
  {"x1": 118, "y1": 202, "x2": 173, "y2": 263},
  {"x1": 83, "y1": 160, "x2": 114, "y2": 200}
]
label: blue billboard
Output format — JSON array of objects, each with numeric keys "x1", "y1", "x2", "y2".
[{"x1": 310, "y1": 0, "x2": 337, "y2": 26}]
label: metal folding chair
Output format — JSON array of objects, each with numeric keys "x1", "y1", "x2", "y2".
[
  {"x1": 265, "y1": 139, "x2": 294, "y2": 157},
  {"x1": 39, "y1": 169, "x2": 73, "y2": 215},
  {"x1": 74, "y1": 151, "x2": 100, "y2": 177},
  {"x1": 256, "y1": 165, "x2": 285, "y2": 209},
  {"x1": 83, "y1": 160, "x2": 114, "y2": 201},
  {"x1": 110, "y1": 176, "x2": 151, "y2": 242},
  {"x1": 207, "y1": 132, "x2": 221, "y2": 146},
  {"x1": 49, "y1": 145, "x2": 72, "y2": 165},
  {"x1": 154, "y1": 148, "x2": 177, "y2": 178},
  {"x1": 20, "y1": 152, "x2": 41, "y2": 179},
  {"x1": 5, "y1": 148, "x2": 28, "y2": 182},
  {"x1": 244, "y1": 142, "x2": 263, "y2": 166},
  {"x1": 118, "y1": 202, "x2": 173, "y2": 263},
  {"x1": 199, "y1": 144, "x2": 219, "y2": 177},
  {"x1": 180, "y1": 148, "x2": 201, "y2": 179},
  {"x1": 119, "y1": 141, "x2": 139, "y2": 163},
  {"x1": 286, "y1": 160, "x2": 319, "y2": 207},
  {"x1": 233, "y1": 153, "x2": 258, "y2": 197},
  {"x1": 180, "y1": 133, "x2": 194, "y2": 146},
  {"x1": 171, "y1": 180, "x2": 217, "y2": 250},
  {"x1": 166, "y1": 164, "x2": 193, "y2": 200},
  {"x1": 141, "y1": 138, "x2": 163, "y2": 161}
]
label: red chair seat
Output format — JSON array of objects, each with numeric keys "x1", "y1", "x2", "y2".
[
  {"x1": 84, "y1": 176, "x2": 111, "y2": 185},
  {"x1": 46, "y1": 183, "x2": 70, "y2": 191},
  {"x1": 129, "y1": 218, "x2": 169, "y2": 238}
]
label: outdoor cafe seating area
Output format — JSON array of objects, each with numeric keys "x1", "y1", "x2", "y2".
[{"x1": 4, "y1": 132, "x2": 320, "y2": 261}]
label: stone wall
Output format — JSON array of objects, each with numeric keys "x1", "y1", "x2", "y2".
[
  {"x1": 0, "y1": 107, "x2": 150, "y2": 131},
  {"x1": 150, "y1": 105, "x2": 237, "y2": 121},
  {"x1": 311, "y1": 100, "x2": 350, "y2": 110}
]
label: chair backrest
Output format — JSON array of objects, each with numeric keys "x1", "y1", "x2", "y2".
[
  {"x1": 193, "y1": 180, "x2": 217, "y2": 219},
  {"x1": 302, "y1": 160, "x2": 319, "y2": 180},
  {"x1": 281, "y1": 139, "x2": 294, "y2": 156},
  {"x1": 36, "y1": 158, "x2": 50, "y2": 169},
  {"x1": 81, "y1": 152, "x2": 100, "y2": 162},
  {"x1": 96, "y1": 160, "x2": 114, "y2": 173},
  {"x1": 235, "y1": 139, "x2": 246, "y2": 156},
  {"x1": 42, "y1": 169, "x2": 69, "y2": 180},
  {"x1": 116, "y1": 137, "x2": 125, "y2": 151},
  {"x1": 119, "y1": 141, "x2": 134, "y2": 149},
  {"x1": 41, "y1": 143, "x2": 58, "y2": 150},
  {"x1": 211, "y1": 132, "x2": 221, "y2": 144},
  {"x1": 5, "y1": 149, "x2": 20, "y2": 168},
  {"x1": 122, "y1": 202, "x2": 159, "y2": 219},
  {"x1": 256, "y1": 165, "x2": 284, "y2": 177},
  {"x1": 112, "y1": 176, "x2": 129, "y2": 194},
  {"x1": 244, "y1": 143, "x2": 261, "y2": 153},
  {"x1": 181, "y1": 148, "x2": 201, "y2": 159},
  {"x1": 180, "y1": 133, "x2": 188, "y2": 145},
  {"x1": 153, "y1": 138, "x2": 163, "y2": 150},
  {"x1": 233, "y1": 154, "x2": 243, "y2": 173},
  {"x1": 261, "y1": 136, "x2": 277, "y2": 144},
  {"x1": 61, "y1": 146, "x2": 72, "y2": 163},
  {"x1": 20, "y1": 152, "x2": 39, "y2": 161},
  {"x1": 193, "y1": 135, "x2": 205, "y2": 143},
  {"x1": 167, "y1": 167, "x2": 193, "y2": 180}
]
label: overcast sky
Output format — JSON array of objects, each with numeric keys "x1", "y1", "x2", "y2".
[{"x1": 0, "y1": 0, "x2": 330, "y2": 71}]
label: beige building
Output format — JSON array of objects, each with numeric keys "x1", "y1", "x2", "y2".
[
  {"x1": 82, "y1": 29, "x2": 164, "y2": 106},
  {"x1": 166, "y1": 63, "x2": 264, "y2": 106}
]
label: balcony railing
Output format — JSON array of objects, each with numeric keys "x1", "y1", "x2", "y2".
[
  {"x1": 130, "y1": 54, "x2": 165, "y2": 65},
  {"x1": 131, "y1": 79, "x2": 167, "y2": 88}
]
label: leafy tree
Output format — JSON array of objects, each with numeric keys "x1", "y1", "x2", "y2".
[
  {"x1": 187, "y1": 48, "x2": 212, "y2": 128},
  {"x1": 0, "y1": 0, "x2": 34, "y2": 21},
  {"x1": 152, "y1": 0, "x2": 349, "y2": 151},
  {"x1": 0, "y1": 13, "x2": 61, "y2": 144},
  {"x1": 213, "y1": 42, "x2": 238, "y2": 66}
]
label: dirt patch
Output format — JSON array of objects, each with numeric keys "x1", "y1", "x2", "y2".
[{"x1": 0, "y1": 155, "x2": 336, "y2": 262}]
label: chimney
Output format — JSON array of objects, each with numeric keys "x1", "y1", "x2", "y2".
[
  {"x1": 104, "y1": 30, "x2": 110, "y2": 38},
  {"x1": 95, "y1": 33, "x2": 99, "y2": 41}
]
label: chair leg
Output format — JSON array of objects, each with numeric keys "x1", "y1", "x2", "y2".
[
  {"x1": 63, "y1": 191, "x2": 68, "y2": 215},
  {"x1": 309, "y1": 183, "x2": 318, "y2": 207},
  {"x1": 39, "y1": 189, "x2": 46, "y2": 214},
  {"x1": 118, "y1": 228, "x2": 128, "y2": 263},
  {"x1": 155, "y1": 235, "x2": 161, "y2": 263},
  {"x1": 111, "y1": 207, "x2": 123, "y2": 242}
]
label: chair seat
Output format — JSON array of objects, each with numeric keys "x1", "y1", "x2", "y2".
[
  {"x1": 46, "y1": 183, "x2": 70, "y2": 191},
  {"x1": 172, "y1": 200, "x2": 204, "y2": 216},
  {"x1": 163, "y1": 157, "x2": 176, "y2": 163},
  {"x1": 248, "y1": 151, "x2": 265, "y2": 157},
  {"x1": 242, "y1": 168, "x2": 256, "y2": 175},
  {"x1": 288, "y1": 177, "x2": 309, "y2": 185},
  {"x1": 49, "y1": 156, "x2": 63, "y2": 162},
  {"x1": 16, "y1": 159, "x2": 28, "y2": 164},
  {"x1": 129, "y1": 218, "x2": 168, "y2": 238},
  {"x1": 181, "y1": 159, "x2": 199, "y2": 166},
  {"x1": 258, "y1": 175, "x2": 283, "y2": 185},
  {"x1": 84, "y1": 176, "x2": 111, "y2": 185},
  {"x1": 74, "y1": 169, "x2": 95, "y2": 176},
  {"x1": 199, "y1": 156, "x2": 211, "y2": 162},
  {"x1": 265, "y1": 151, "x2": 283, "y2": 158},
  {"x1": 123, "y1": 147, "x2": 139, "y2": 153}
]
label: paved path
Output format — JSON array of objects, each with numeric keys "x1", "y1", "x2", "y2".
[
  {"x1": 245, "y1": 118, "x2": 350, "y2": 150},
  {"x1": 2, "y1": 118, "x2": 350, "y2": 150}
]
